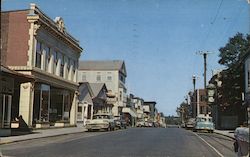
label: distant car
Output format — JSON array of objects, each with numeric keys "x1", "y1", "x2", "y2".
[
  {"x1": 114, "y1": 117, "x2": 127, "y2": 129},
  {"x1": 148, "y1": 122, "x2": 153, "y2": 127},
  {"x1": 85, "y1": 113, "x2": 115, "y2": 132},
  {"x1": 194, "y1": 115, "x2": 214, "y2": 133},
  {"x1": 136, "y1": 120, "x2": 145, "y2": 127},
  {"x1": 185, "y1": 118, "x2": 196, "y2": 129}
]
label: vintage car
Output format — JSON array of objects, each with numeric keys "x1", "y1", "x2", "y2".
[
  {"x1": 85, "y1": 113, "x2": 115, "y2": 132},
  {"x1": 114, "y1": 116, "x2": 127, "y2": 129},
  {"x1": 136, "y1": 119, "x2": 145, "y2": 127},
  {"x1": 194, "y1": 115, "x2": 214, "y2": 133},
  {"x1": 185, "y1": 118, "x2": 196, "y2": 129}
]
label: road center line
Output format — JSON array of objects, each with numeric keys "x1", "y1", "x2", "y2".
[{"x1": 193, "y1": 132, "x2": 224, "y2": 157}]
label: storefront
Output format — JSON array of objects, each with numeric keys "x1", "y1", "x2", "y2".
[
  {"x1": 0, "y1": 66, "x2": 33, "y2": 136},
  {"x1": 32, "y1": 83, "x2": 74, "y2": 127}
]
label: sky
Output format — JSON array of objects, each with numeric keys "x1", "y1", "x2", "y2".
[{"x1": 2, "y1": 0, "x2": 249, "y2": 116}]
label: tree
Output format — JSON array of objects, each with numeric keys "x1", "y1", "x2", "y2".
[{"x1": 217, "y1": 33, "x2": 249, "y2": 123}]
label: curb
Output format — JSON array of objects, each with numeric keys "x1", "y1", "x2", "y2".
[
  {"x1": 214, "y1": 131, "x2": 235, "y2": 140},
  {"x1": 0, "y1": 129, "x2": 87, "y2": 145}
]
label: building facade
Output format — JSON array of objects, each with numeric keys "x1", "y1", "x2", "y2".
[
  {"x1": 143, "y1": 101, "x2": 157, "y2": 124},
  {"x1": 1, "y1": 4, "x2": 83, "y2": 128},
  {"x1": 133, "y1": 97, "x2": 144, "y2": 121},
  {"x1": 191, "y1": 89, "x2": 209, "y2": 118},
  {"x1": 78, "y1": 60, "x2": 127, "y2": 117}
]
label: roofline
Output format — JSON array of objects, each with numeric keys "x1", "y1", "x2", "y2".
[
  {"x1": 1, "y1": 9, "x2": 29, "y2": 13},
  {"x1": 29, "y1": 3, "x2": 83, "y2": 53}
]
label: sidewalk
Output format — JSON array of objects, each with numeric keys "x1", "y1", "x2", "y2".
[
  {"x1": 0, "y1": 126, "x2": 87, "y2": 145},
  {"x1": 214, "y1": 129, "x2": 235, "y2": 139}
]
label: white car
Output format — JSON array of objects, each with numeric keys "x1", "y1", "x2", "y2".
[
  {"x1": 85, "y1": 113, "x2": 115, "y2": 131},
  {"x1": 136, "y1": 120, "x2": 145, "y2": 127}
]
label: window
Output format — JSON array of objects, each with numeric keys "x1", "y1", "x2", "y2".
[
  {"x1": 119, "y1": 75, "x2": 125, "y2": 83},
  {"x1": 64, "y1": 56, "x2": 69, "y2": 78},
  {"x1": 97, "y1": 75, "x2": 101, "y2": 81},
  {"x1": 70, "y1": 60, "x2": 75, "y2": 80},
  {"x1": 57, "y1": 53, "x2": 64, "y2": 77},
  {"x1": 53, "y1": 51, "x2": 58, "y2": 74},
  {"x1": 107, "y1": 76, "x2": 112, "y2": 81},
  {"x1": 35, "y1": 41, "x2": 42, "y2": 68},
  {"x1": 82, "y1": 73, "x2": 86, "y2": 81},
  {"x1": 119, "y1": 91, "x2": 122, "y2": 101},
  {"x1": 44, "y1": 46, "x2": 50, "y2": 72}
]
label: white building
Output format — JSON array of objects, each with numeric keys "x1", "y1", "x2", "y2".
[
  {"x1": 133, "y1": 97, "x2": 144, "y2": 120},
  {"x1": 78, "y1": 60, "x2": 127, "y2": 117}
]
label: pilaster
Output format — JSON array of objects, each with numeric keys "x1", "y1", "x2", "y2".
[{"x1": 19, "y1": 82, "x2": 34, "y2": 127}]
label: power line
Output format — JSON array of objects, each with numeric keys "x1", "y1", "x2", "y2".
[{"x1": 200, "y1": 0, "x2": 224, "y2": 50}]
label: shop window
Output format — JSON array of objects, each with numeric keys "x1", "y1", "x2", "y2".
[{"x1": 35, "y1": 41, "x2": 42, "y2": 68}]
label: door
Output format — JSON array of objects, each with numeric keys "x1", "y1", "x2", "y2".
[{"x1": 1, "y1": 94, "x2": 12, "y2": 128}]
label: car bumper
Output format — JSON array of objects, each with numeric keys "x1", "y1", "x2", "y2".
[{"x1": 86, "y1": 124, "x2": 109, "y2": 130}]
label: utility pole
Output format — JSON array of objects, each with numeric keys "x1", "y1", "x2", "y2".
[
  {"x1": 192, "y1": 75, "x2": 200, "y2": 117},
  {"x1": 197, "y1": 51, "x2": 213, "y2": 89}
]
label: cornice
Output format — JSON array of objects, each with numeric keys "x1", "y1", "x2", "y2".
[{"x1": 28, "y1": 3, "x2": 83, "y2": 53}]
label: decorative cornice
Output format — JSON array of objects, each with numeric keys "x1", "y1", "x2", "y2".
[{"x1": 27, "y1": 3, "x2": 83, "y2": 53}]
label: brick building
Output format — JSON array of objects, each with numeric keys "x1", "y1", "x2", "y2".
[{"x1": 1, "y1": 3, "x2": 83, "y2": 128}]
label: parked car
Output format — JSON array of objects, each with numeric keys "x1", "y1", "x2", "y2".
[
  {"x1": 194, "y1": 115, "x2": 214, "y2": 133},
  {"x1": 136, "y1": 119, "x2": 145, "y2": 127},
  {"x1": 185, "y1": 118, "x2": 196, "y2": 129},
  {"x1": 85, "y1": 113, "x2": 115, "y2": 132},
  {"x1": 114, "y1": 116, "x2": 127, "y2": 129}
]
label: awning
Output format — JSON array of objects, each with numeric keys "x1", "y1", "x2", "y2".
[
  {"x1": 1, "y1": 65, "x2": 34, "y2": 82},
  {"x1": 122, "y1": 107, "x2": 137, "y2": 117}
]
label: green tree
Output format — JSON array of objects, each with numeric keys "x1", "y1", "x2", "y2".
[{"x1": 217, "y1": 33, "x2": 249, "y2": 123}]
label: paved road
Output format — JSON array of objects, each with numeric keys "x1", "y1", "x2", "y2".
[{"x1": 1, "y1": 128, "x2": 236, "y2": 157}]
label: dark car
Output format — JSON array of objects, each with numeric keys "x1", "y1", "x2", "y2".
[{"x1": 114, "y1": 116, "x2": 127, "y2": 129}]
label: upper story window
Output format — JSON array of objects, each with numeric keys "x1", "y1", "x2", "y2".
[
  {"x1": 96, "y1": 75, "x2": 101, "y2": 81},
  {"x1": 53, "y1": 51, "x2": 58, "y2": 74},
  {"x1": 67, "y1": 57, "x2": 70, "y2": 73},
  {"x1": 44, "y1": 46, "x2": 50, "y2": 72},
  {"x1": 64, "y1": 56, "x2": 69, "y2": 78},
  {"x1": 107, "y1": 76, "x2": 112, "y2": 81},
  {"x1": 35, "y1": 41, "x2": 42, "y2": 68},
  {"x1": 57, "y1": 52, "x2": 64, "y2": 77},
  {"x1": 119, "y1": 91, "x2": 122, "y2": 101},
  {"x1": 96, "y1": 72, "x2": 101, "y2": 81},
  {"x1": 70, "y1": 59, "x2": 75, "y2": 80},
  {"x1": 82, "y1": 72, "x2": 86, "y2": 81},
  {"x1": 107, "y1": 72, "x2": 112, "y2": 81},
  {"x1": 119, "y1": 74, "x2": 125, "y2": 84}
]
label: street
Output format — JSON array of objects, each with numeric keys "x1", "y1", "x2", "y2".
[{"x1": 1, "y1": 128, "x2": 235, "y2": 157}]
